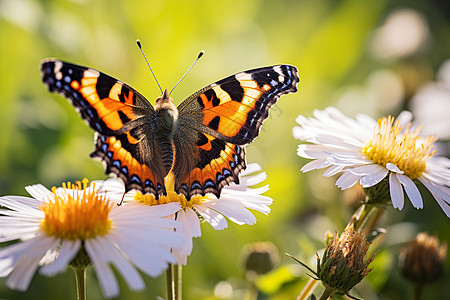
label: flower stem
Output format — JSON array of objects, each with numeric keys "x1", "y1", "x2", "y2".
[
  {"x1": 166, "y1": 264, "x2": 174, "y2": 300},
  {"x1": 318, "y1": 286, "x2": 336, "y2": 300},
  {"x1": 351, "y1": 203, "x2": 373, "y2": 231},
  {"x1": 174, "y1": 264, "x2": 182, "y2": 300},
  {"x1": 296, "y1": 278, "x2": 319, "y2": 300},
  {"x1": 73, "y1": 266, "x2": 86, "y2": 300},
  {"x1": 413, "y1": 284, "x2": 423, "y2": 300}
]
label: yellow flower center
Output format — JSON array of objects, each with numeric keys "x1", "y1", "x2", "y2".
[
  {"x1": 40, "y1": 179, "x2": 113, "y2": 240},
  {"x1": 362, "y1": 116, "x2": 436, "y2": 180},
  {"x1": 134, "y1": 173, "x2": 206, "y2": 208}
]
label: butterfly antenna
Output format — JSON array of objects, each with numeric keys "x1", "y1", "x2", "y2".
[
  {"x1": 136, "y1": 39, "x2": 163, "y2": 95},
  {"x1": 117, "y1": 191, "x2": 126, "y2": 206},
  {"x1": 169, "y1": 50, "x2": 205, "y2": 96}
]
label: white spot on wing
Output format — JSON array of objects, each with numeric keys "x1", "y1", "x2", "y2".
[
  {"x1": 84, "y1": 68, "x2": 100, "y2": 78},
  {"x1": 273, "y1": 65, "x2": 283, "y2": 74},
  {"x1": 54, "y1": 61, "x2": 63, "y2": 80},
  {"x1": 236, "y1": 73, "x2": 253, "y2": 81}
]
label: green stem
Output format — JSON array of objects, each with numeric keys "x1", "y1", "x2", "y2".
[
  {"x1": 318, "y1": 286, "x2": 336, "y2": 300},
  {"x1": 296, "y1": 278, "x2": 319, "y2": 300},
  {"x1": 174, "y1": 264, "x2": 182, "y2": 300},
  {"x1": 350, "y1": 202, "x2": 385, "y2": 236},
  {"x1": 73, "y1": 266, "x2": 86, "y2": 300},
  {"x1": 351, "y1": 203, "x2": 374, "y2": 231},
  {"x1": 413, "y1": 284, "x2": 423, "y2": 300},
  {"x1": 166, "y1": 264, "x2": 174, "y2": 300}
]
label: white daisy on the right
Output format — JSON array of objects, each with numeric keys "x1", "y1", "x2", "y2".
[{"x1": 293, "y1": 107, "x2": 450, "y2": 217}]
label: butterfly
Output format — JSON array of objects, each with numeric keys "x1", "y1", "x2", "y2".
[{"x1": 40, "y1": 58, "x2": 299, "y2": 199}]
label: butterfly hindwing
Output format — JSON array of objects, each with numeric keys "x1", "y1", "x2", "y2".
[
  {"x1": 172, "y1": 119, "x2": 246, "y2": 198},
  {"x1": 90, "y1": 132, "x2": 168, "y2": 197},
  {"x1": 173, "y1": 65, "x2": 299, "y2": 198},
  {"x1": 41, "y1": 59, "x2": 168, "y2": 197}
]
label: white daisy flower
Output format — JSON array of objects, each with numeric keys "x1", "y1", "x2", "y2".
[
  {"x1": 102, "y1": 163, "x2": 273, "y2": 265},
  {"x1": 0, "y1": 179, "x2": 184, "y2": 298},
  {"x1": 293, "y1": 107, "x2": 450, "y2": 218}
]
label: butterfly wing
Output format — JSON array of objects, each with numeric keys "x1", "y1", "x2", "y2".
[
  {"x1": 173, "y1": 64, "x2": 300, "y2": 198},
  {"x1": 40, "y1": 59, "x2": 168, "y2": 197}
]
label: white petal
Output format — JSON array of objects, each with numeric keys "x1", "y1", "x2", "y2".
[
  {"x1": 97, "y1": 237, "x2": 145, "y2": 293},
  {"x1": 0, "y1": 195, "x2": 42, "y2": 210},
  {"x1": 0, "y1": 196, "x2": 44, "y2": 217},
  {"x1": 323, "y1": 164, "x2": 346, "y2": 177},
  {"x1": 195, "y1": 204, "x2": 227, "y2": 230},
  {"x1": 292, "y1": 124, "x2": 308, "y2": 139},
  {"x1": 204, "y1": 200, "x2": 257, "y2": 225},
  {"x1": 110, "y1": 202, "x2": 181, "y2": 219},
  {"x1": 85, "y1": 238, "x2": 119, "y2": 298},
  {"x1": 5, "y1": 257, "x2": 41, "y2": 291},
  {"x1": 184, "y1": 208, "x2": 202, "y2": 238},
  {"x1": 427, "y1": 189, "x2": 450, "y2": 218},
  {"x1": 301, "y1": 159, "x2": 331, "y2": 172},
  {"x1": 220, "y1": 191, "x2": 272, "y2": 214},
  {"x1": 396, "y1": 111, "x2": 413, "y2": 127},
  {"x1": 297, "y1": 144, "x2": 337, "y2": 159},
  {"x1": 327, "y1": 152, "x2": 371, "y2": 166},
  {"x1": 336, "y1": 172, "x2": 361, "y2": 190},
  {"x1": 422, "y1": 169, "x2": 450, "y2": 187},
  {"x1": 240, "y1": 163, "x2": 261, "y2": 176},
  {"x1": 396, "y1": 174, "x2": 423, "y2": 209},
  {"x1": 24, "y1": 184, "x2": 53, "y2": 202},
  {"x1": 419, "y1": 177, "x2": 450, "y2": 204},
  {"x1": 347, "y1": 163, "x2": 386, "y2": 176},
  {"x1": 355, "y1": 113, "x2": 378, "y2": 129},
  {"x1": 39, "y1": 240, "x2": 81, "y2": 276},
  {"x1": 4, "y1": 235, "x2": 59, "y2": 291},
  {"x1": 386, "y1": 163, "x2": 404, "y2": 174},
  {"x1": 389, "y1": 173, "x2": 404, "y2": 210},
  {"x1": 108, "y1": 230, "x2": 176, "y2": 276},
  {"x1": 171, "y1": 210, "x2": 199, "y2": 265},
  {"x1": 111, "y1": 221, "x2": 182, "y2": 247},
  {"x1": 0, "y1": 221, "x2": 42, "y2": 243},
  {"x1": 238, "y1": 171, "x2": 266, "y2": 188},
  {"x1": 359, "y1": 167, "x2": 389, "y2": 188}
]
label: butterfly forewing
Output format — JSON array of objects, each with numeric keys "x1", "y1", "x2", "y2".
[
  {"x1": 41, "y1": 59, "x2": 167, "y2": 197},
  {"x1": 173, "y1": 65, "x2": 299, "y2": 198}
]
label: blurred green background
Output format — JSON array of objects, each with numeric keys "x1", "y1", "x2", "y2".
[{"x1": 1, "y1": 0, "x2": 449, "y2": 299}]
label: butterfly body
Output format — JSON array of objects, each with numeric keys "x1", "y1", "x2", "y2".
[{"x1": 41, "y1": 59, "x2": 299, "y2": 199}]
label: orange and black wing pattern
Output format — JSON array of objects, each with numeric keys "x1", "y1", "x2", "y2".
[
  {"x1": 40, "y1": 59, "x2": 167, "y2": 197},
  {"x1": 173, "y1": 65, "x2": 300, "y2": 198}
]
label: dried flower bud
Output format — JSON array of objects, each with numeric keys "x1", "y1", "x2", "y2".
[
  {"x1": 317, "y1": 224, "x2": 376, "y2": 294},
  {"x1": 241, "y1": 241, "x2": 280, "y2": 281},
  {"x1": 399, "y1": 232, "x2": 447, "y2": 284}
]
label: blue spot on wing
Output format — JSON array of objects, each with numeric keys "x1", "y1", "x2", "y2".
[
  {"x1": 112, "y1": 160, "x2": 121, "y2": 169},
  {"x1": 131, "y1": 175, "x2": 141, "y2": 184},
  {"x1": 145, "y1": 179, "x2": 154, "y2": 188}
]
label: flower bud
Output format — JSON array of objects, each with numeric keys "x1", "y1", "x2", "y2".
[
  {"x1": 317, "y1": 224, "x2": 376, "y2": 294},
  {"x1": 241, "y1": 241, "x2": 280, "y2": 281},
  {"x1": 398, "y1": 232, "x2": 447, "y2": 284}
]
